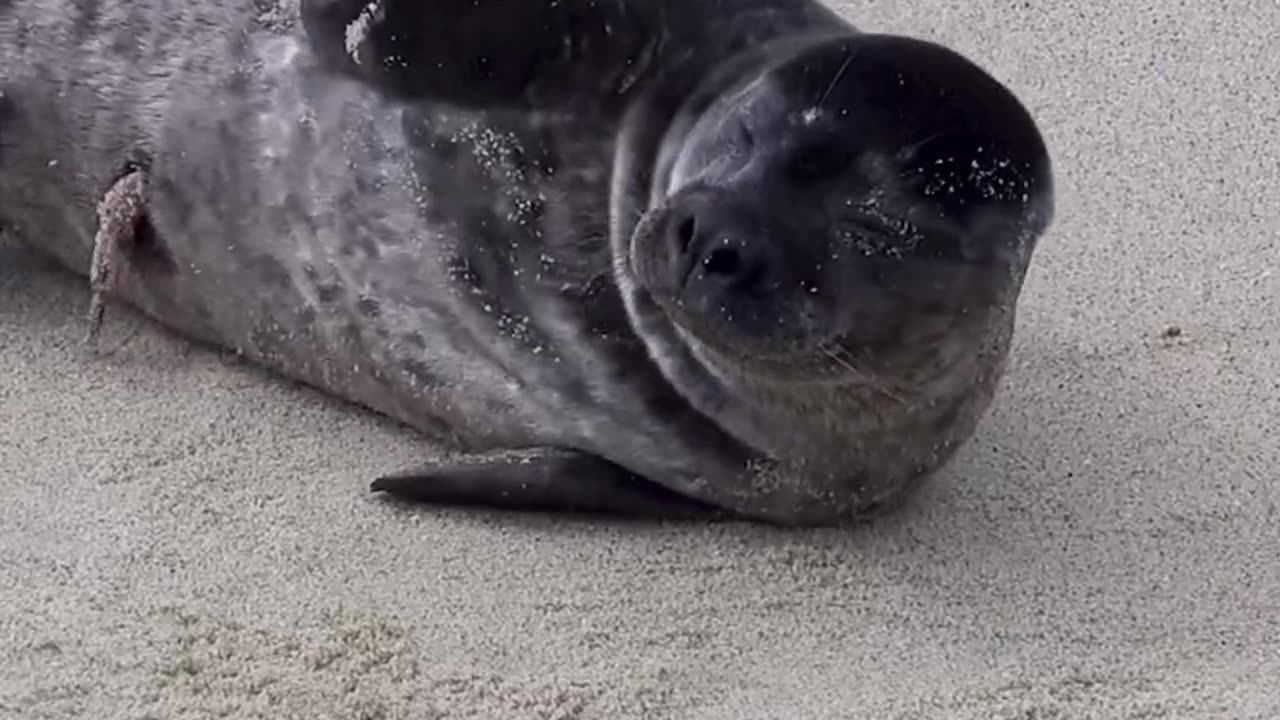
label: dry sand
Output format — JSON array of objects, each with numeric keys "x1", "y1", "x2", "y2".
[{"x1": 2, "y1": 1, "x2": 1278, "y2": 718}]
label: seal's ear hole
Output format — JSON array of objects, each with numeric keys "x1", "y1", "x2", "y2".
[{"x1": 733, "y1": 120, "x2": 755, "y2": 151}]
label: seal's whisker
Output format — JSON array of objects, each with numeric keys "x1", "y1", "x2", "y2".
[
  {"x1": 899, "y1": 130, "x2": 946, "y2": 158},
  {"x1": 819, "y1": 345, "x2": 907, "y2": 403},
  {"x1": 817, "y1": 51, "x2": 856, "y2": 110}
]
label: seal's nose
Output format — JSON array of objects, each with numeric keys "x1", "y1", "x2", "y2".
[{"x1": 666, "y1": 205, "x2": 778, "y2": 304}]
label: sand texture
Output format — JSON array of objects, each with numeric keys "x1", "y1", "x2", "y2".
[{"x1": 2, "y1": 1, "x2": 1278, "y2": 718}]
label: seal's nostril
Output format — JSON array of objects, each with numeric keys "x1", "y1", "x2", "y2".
[
  {"x1": 703, "y1": 246, "x2": 741, "y2": 276},
  {"x1": 676, "y1": 216, "x2": 697, "y2": 251}
]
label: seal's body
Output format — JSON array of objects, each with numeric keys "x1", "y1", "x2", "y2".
[{"x1": 0, "y1": 0, "x2": 1055, "y2": 525}]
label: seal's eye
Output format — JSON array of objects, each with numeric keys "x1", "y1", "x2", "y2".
[{"x1": 787, "y1": 142, "x2": 853, "y2": 183}]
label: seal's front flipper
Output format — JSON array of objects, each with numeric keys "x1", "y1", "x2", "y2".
[
  {"x1": 371, "y1": 448, "x2": 726, "y2": 521},
  {"x1": 300, "y1": 0, "x2": 656, "y2": 112},
  {"x1": 85, "y1": 169, "x2": 147, "y2": 353}
]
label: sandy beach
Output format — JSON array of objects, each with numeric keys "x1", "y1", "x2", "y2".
[{"x1": 2, "y1": 1, "x2": 1278, "y2": 717}]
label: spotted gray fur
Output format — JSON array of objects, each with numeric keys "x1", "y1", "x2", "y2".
[{"x1": 0, "y1": 0, "x2": 1055, "y2": 525}]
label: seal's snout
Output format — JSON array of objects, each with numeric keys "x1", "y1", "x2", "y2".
[{"x1": 665, "y1": 202, "x2": 779, "y2": 307}]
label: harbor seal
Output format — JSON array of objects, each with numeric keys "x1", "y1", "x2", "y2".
[{"x1": 0, "y1": 0, "x2": 1054, "y2": 525}]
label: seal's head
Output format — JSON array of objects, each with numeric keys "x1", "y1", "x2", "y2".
[{"x1": 622, "y1": 32, "x2": 1054, "y2": 498}]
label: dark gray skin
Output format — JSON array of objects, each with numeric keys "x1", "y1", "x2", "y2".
[{"x1": 0, "y1": 0, "x2": 1055, "y2": 526}]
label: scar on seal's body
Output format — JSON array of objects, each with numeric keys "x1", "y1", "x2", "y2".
[{"x1": 85, "y1": 169, "x2": 148, "y2": 352}]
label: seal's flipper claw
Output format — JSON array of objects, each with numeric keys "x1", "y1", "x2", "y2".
[
  {"x1": 371, "y1": 447, "x2": 726, "y2": 521},
  {"x1": 84, "y1": 170, "x2": 147, "y2": 353}
]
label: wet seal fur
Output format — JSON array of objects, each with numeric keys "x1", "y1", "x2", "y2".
[{"x1": 0, "y1": 0, "x2": 1055, "y2": 526}]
